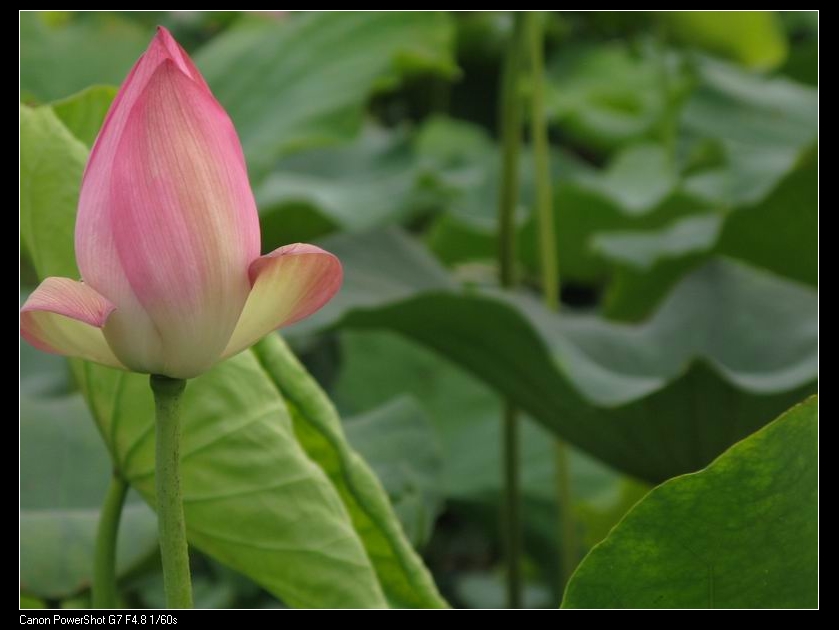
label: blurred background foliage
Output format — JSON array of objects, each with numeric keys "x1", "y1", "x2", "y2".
[{"x1": 21, "y1": 11, "x2": 817, "y2": 608}]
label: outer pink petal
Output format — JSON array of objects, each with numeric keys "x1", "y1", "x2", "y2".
[
  {"x1": 222, "y1": 245, "x2": 343, "y2": 359},
  {"x1": 75, "y1": 28, "x2": 197, "y2": 373},
  {"x1": 20, "y1": 278, "x2": 124, "y2": 370},
  {"x1": 102, "y1": 59, "x2": 260, "y2": 378}
]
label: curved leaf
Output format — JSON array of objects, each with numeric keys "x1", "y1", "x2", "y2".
[
  {"x1": 562, "y1": 396, "x2": 818, "y2": 609},
  {"x1": 294, "y1": 229, "x2": 816, "y2": 482},
  {"x1": 599, "y1": 144, "x2": 817, "y2": 320},
  {"x1": 252, "y1": 336, "x2": 448, "y2": 608}
]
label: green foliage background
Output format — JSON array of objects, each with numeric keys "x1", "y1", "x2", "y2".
[{"x1": 20, "y1": 11, "x2": 817, "y2": 608}]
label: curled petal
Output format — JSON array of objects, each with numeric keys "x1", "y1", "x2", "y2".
[
  {"x1": 20, "y1": 278, "x2": 124, "y2": 370},
  {"x1": 223, "y1": 244, "x2": 343, "y2": 359}
]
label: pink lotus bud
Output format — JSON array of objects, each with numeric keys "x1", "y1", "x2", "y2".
[{"x1": 21, "y1": 27, "x2": 342, "y2": 378}]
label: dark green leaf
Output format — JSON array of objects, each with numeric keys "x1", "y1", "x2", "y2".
[
  {"x1": 562, "y1": 396, "x2": 818, "y2": 609},
  {"x1": 599, "y1": 145, "x2": 817, "y2": 320},
  {"x1": 296, "y1": 229, "x2": 816, "y2": 483}
]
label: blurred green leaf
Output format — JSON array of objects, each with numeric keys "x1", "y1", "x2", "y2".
[
  {"x1": 662, "y1": 11, "x2": 787, "y2": 70},
  {"x1": 256, "y1": 126, "x2": 431, "y2": 248},
  {"x1": 681, "y1": 58, "x2": 816, "y2": 207},
  {"x1": 600, "y1": 145, "x2": 817, "y2": 320},
  {"x1": 196, "y1": 11, "x2": 458, "y2": 177},
  {"x1": 343, "y1": 397, "x2": 444, "y2": 548},
  {"x1": 20, "y1": 12, "x2": 147, "y2": 102},
  {"x1": 716, "y1": 147, "x2": 817, "y2": 286},
  {"x1": 420, "y1": 118, "x2": 699, "y2": 282},
  {"x1": 20, "y1": 339, "x2": 73, "y2": 398},
  {"x1": 51, "y1": 85, "x2": 117, "y2": 146},
  {"x1": 295, "y1": 229, "x2": 816, "y2": 483},
  {"x1": 455, "y1": 572, "x2": 552, "y2": 609},
  {"x1": 20, "y1": 100, "x2": 444, "y2": 609},
  {"x1": 20, "y1": 394, "x2": 158, "y2": 600},
  {"x1": 563, "y1": 396, "x2": 818, "y2": 609},
  {"x1": 252, "y1": 335, "x2": 448, "y2": 607},
  {"x1": 545, "y1": 44, "x2": 677, "y2": 151},
  {"x1": 592, "y1": 214, "x2": 721, "y2": 271}
]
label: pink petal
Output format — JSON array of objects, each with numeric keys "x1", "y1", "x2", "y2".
[
  {"x1": 20, "y1": 278, "x2": 124, "y2": 370},
  {"x1": 98, "y1": 59, "x2": 260, "y2": 378},
  {"x1": 74, "y1": 29, "x2": 198, "y2": 374},
  {"x1": 222, "y1": 244, "x2": 343, "y2": 359}
]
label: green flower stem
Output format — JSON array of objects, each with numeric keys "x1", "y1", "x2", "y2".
[
  {"x1": 150, "y1": 375, "x2": 193, "y2": 609},
  {"x1": 497, "y1": 12, "x2": 525, "y2": 609},
  {"x1": 92, "y1": 474, "x2": 129, "y2": 608},
  {"x1": 526, "y1": 12, "x2": 577, "y2": 589}
]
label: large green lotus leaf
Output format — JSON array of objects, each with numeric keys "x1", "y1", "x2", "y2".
[
  {"x1": 20, "y1": 100, "x2": 444, "y2": 608},
  {"x1": 597, "y1": 145, "x2": 816, "y2": 320},
  {"x1": 662, "y1": 11, "x2": 788, "y2": 70},
  {"x1": 562, "y1": 396, "x2": 818, "y2": 609},
  {"x1": 195, "y1": 11, "x2": 457, "y2": 177},
  {"x1": 292, "y1": 229, "x2": 816, "y2": 482},
  {"x1": 20, "y1": 12, "x2": 147, "y2": 102},
  {"x1": 73, "y1": 358, "x2": 388, "y2": 609},
  {"x1": 20, "y1": 394, "x2": 158, "y2": 600},
  {"x1": 343, "y1": 397, "x2": 445, "y2": 549}
]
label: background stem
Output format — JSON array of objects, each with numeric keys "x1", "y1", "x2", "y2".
[
  {"x1": 525, "y1": 11, "x2": 578, "y2": 589},
  {"x1": 497, "y1": 12, "x2": 525, "y2": 609},
  {"x1": 151, "y1": 375, "x2": 193, "y2": 609},
  {"x1": 92, "y1": 475, "x2": 128, "y2": 609}
]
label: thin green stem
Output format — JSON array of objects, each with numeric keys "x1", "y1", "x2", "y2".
[
  {"x1": 151, "y1": 375, "x2": 193, "y2": 609},
  {"x1": 92, "y1": 474, "x2": 128, "y2": 609},
  {"x1": 498, "y1": 13, "x2": 525, "y2": 289},
  {"x1": 497, "y1": 12, "x2": 525, "y2": 609},
  {"x1": 526, "y1": 12, "x2": 577, "y2": 589},
  {"x1": 502, "y1": 402, "x2": 522, "y2": 608},
  {"x1": 526, "y1": 12, "x2": 559, "y2": 311}
]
